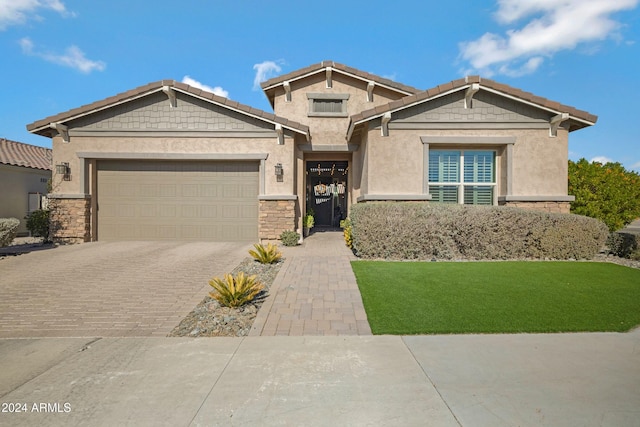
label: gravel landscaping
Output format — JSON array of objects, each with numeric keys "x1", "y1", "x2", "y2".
[{"x1": 168, "y1": 257, "x2": 283, "y2": 337}]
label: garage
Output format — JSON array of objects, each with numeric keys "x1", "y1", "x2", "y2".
[{"x1": 97, "y1": 160, "x2": 259, "y2": 241}]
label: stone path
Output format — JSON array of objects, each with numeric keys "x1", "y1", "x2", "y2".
[{"x1": 250, "y1": 230, "x2": 372, "y2": 336}]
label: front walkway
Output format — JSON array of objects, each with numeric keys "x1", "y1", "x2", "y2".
[{"x1": 250, "y1": 230, "x2": 371, "y2": 336}]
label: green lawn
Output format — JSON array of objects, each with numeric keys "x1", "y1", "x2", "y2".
[{"x1": 351, "y1": 261, "x2": 640, "y2": 334}]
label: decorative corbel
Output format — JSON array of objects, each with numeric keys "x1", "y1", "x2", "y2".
[
  {"x1": 162, "y1": 85, "x2": 177, "y2": 108},
  {"x1": 275, "y1": 124, "x2": 284, "y2": 145},
  {"x1": 549, "y1": 113, "x2": 569, "y2": 137},
  {"x1": 50, "y1": 123, "x2": 69, "y2": 143},
  {"x1": 326, "y1": 67, "x2": 332, "y2": 88},
  {"x1": 367, "y1": 81, "x2": 375, "y2": 102},
  {"x1": 283, "y1": 81, "x2": 291, "y2": 102},
  {"x1": 465, "y1": 83, "x2": 480, "y2": 109},
  {"x1": 381, "y1": 112, "x2": 391, "y2": 137}
]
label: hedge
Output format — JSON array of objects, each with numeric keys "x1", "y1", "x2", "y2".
[
  {"x1": 349, "y1": 203, "x2": 609, "y2": 260},
  {"x1": 0, "y1": 218, "x2": 20, "y2": 247}
]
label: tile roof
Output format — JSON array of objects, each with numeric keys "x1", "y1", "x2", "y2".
[
  {"x1": 349, "y1": 75, "x2": 598, "y2": 130},
  {"x1": 0, "y1": 138, "x2": 52, "y2": 170},
  {"x1": 260, "y1": 60, "x2": 421, "y2": 95},
  {"x1": 27, "y1": 80, "x2": 310, "y2": 137}
]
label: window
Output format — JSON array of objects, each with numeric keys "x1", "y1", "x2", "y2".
[
  {"x1": 429, "y1": 150, "x2": 496, "y2": 205},
  {"x1": 307, "y1": 93, "x2": 349, "y2": 117}
]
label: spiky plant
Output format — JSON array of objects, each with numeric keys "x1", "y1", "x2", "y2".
[
  {"x1": 208, "y1": 272, "x2": 264, "y2": 308},
  {"x1": 248, "y1": 243, "x2": 282, "y2": 264}
]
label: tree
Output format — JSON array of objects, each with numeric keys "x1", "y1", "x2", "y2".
[{"x1": 568, "y1": 158, "x2": 640, "y2": 231}]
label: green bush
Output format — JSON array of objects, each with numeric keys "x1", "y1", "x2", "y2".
[
  {"x1": 340, "y1": 218, "x2": 353, "y2": 248},
  {"x1": 209, "y1": 272, "x2": 264, "y2": 308},
  {"x1": 607, "y1": 232, "x2": 640, "y2": 259},
  {"x1": 0, "y1": 218, "x2": 20, "y2": 247},
  {"x1": 349, "y1": 203, "x2": 609, "y2": 260},
  {"x1": 25, "y1": 209, "x2": 50, "y2": 240},
  {"x1": 569, "y1": 159, "x2": 640, "y2": 231},
  {"x1": 249, "y1": 243, "x2": 282, "y2": 264},
  {"x1": 280, "y1": 230, "x2": 300, "y2": 246}
]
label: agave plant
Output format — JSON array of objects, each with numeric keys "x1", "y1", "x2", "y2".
[
  {"x1": 208, "y1": 272, "x2": 264, "y2": 308},
  {"x1": 248, "y1": 243, "x2": 282, "y2": 264}
]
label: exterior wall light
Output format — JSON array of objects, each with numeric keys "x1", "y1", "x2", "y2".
[
  {"x1": 275, "y1": 163, "x2": 283, "y2": 176},
  {"x1": 56, "y1": 162, "x2": 71, "y2": 181}
]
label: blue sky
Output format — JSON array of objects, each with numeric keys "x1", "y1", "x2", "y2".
[{"x1": 1, "y1": 0, "x2": 638, "y2": 171}]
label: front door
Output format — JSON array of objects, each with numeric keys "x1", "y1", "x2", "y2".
[{"x1": 306, "y1": 161, "x2": 348, "y2": 227}]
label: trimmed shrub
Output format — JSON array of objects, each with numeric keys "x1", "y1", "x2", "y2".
[
  {"x1": 350, "y1": 203, "x2": 608, "y2": 260},
  {"x1": 0, "y1": 218, "x2": 20, "y2": 247},
  {"x1": 607, "y1": 232, "x2": 640, "y2": 259},
  {"x1": 280, "y1": 230, "x2": 300, "y2": 246},
  {"x1": 249, "y1": 243, "x2": 282, "y2": 264},
  {"x1": 25, "y1": 209, "x2": 50, "y2": 240}
]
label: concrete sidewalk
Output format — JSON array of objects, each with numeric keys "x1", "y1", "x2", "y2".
[
  {"x1": 250, "y1": 230, "x2": 371, "y2": 336},
  {"x1": 1, "y1": 331, "x2": 639, "y2": 426}
]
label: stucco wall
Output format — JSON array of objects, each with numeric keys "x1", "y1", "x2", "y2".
[
  {"x1": 0, "y1": 164, "x2": 50, "y2": 235},
  {"x1": 50, "y1": 133, "x2": 295, "y2": 197},
  {"x1": 272, "y1": 73, "x2": 404, "y2": 146},
  {"x1": 362, "y1": 127, "x2": 569, "y2": 199}
]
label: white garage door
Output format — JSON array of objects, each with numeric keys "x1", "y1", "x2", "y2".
[{"x1": 97, "y1": 160, "x2": 259, "y2": 241}]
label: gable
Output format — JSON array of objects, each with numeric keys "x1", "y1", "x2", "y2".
[
  {"x1": 68, "y1": 91, "x2": 275, "y2": 134},
  {"x1": 392, "y1": 90, "x2": 552, "y2": 125}
]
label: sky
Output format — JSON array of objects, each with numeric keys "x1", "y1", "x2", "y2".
[{"x1": 1, "y1": 0, "x2": 638, "y2": 171}]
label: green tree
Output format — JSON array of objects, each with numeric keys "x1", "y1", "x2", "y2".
[{"x1": 568, "y1": 158, "x2": 640, "y2": 231}]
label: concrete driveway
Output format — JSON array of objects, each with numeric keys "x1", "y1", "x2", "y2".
[{"x1": 0, "y1": 241, "x2": 250, "y2": 338}]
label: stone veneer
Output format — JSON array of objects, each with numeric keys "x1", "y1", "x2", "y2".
[
  {"x1": 49, "y1": 196, "x2": 91, "y2": 244},
  {"x1": 499, "y1": 200, "x2": 571, "y2": 214},
  {"x1": 259, "y1": 199, "x2": 296, "y2": 241}
]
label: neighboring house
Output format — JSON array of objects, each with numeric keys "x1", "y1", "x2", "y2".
[
  {"x1": 26, "y1": 60, "x2": 596, "y2": 243},
  {"x1": 0, "y1": 138, "x2": 52, "y2": 236}
]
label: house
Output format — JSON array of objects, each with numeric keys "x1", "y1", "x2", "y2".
[
  {"x1": 26, "y1": 60, "x2": 596, "y2": 243},
  {"x1": 0, "y1": 138, "x2": 52, "y2": 236}
]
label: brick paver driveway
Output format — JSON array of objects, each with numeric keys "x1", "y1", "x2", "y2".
[{"x1": 0, "y1": 241, "x2": 250, "y2": 338}]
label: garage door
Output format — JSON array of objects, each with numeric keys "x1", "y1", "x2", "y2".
[{"x1": 97, "y1": 160, "x2": 259, "y2": 241}]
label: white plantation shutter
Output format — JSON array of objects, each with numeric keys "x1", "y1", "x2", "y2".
[{"x1": 428, "y1": 150, "x2": 496, "y2": 205}]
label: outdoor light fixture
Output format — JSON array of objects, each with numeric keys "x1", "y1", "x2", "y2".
[
  {"x1": 275, "y1": 163, "x2": 283, "y2": 176},
  {"x1": 56, "y1": 162, "x2": 71, "y2": 181}
]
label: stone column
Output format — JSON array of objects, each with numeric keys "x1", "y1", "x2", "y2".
[{"x1": 48, "y1": 195, "x2": 91, "y2": 244}]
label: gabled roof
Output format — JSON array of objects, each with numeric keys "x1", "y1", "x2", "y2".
[
  {"x1": 260, "y1": 60, "x2": 421, "y2": 107},
  {"x1": 347, "y1": 76, "x2": 598, "y2": 139},
  {"x1": 27, "y1": 80, "x2": 310, "y2": 139},
  {"x1": 0, "y1": 138, "x2": 52, "y2": 170}
]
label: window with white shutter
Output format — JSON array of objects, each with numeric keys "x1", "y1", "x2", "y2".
[{"x1": 429, "y1": 150, "x2": 496, "y2": 205}]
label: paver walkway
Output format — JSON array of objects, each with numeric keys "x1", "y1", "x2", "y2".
[{"x1": 250, "y1": 230, "x2": 371, "y2": 336}]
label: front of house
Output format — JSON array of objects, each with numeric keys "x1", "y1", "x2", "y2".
[{"x1": 27, "y1": 61, "x2": 596, "y2": 243}]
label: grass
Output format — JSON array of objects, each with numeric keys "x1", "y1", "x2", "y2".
[{"x1": 351, "y1": 261, "x2": 640, "y2": 335}]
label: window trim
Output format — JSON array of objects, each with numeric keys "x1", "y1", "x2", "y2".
[
  {"x1": 307, "y1": 93, "x2": 350, "y2": 117},
  {"x1": 428, "y1": 149, "x2": 497, "y2": 205},
  {"x1": 422, "y1": 136, "x2": 515, "y2": 202}
]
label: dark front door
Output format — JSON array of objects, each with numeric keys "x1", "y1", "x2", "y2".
[{"x1": 306, "y1": 161, "x2": 348, "y2": 227}]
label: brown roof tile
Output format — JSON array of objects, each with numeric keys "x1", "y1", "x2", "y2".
[
  {"x1": 0, "y1": 138, "x2": 52, "y2": 170},
  {"x1": 350, "y1": 75, "x2": 597, "y2": 127},
  {"x1": 27, "y1": 80, "x2": 310, "y2": 136},
  {"x1": 260, "y1": 60, "x2": 421, "y2": 95}
]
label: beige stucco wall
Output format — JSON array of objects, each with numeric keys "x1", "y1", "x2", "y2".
[
  {"x1": 0, "y1": 164, "x2": 50, "y2": 235},
  {"x1": 361, "y1": 127, "x2": 570, "y2": 198},
  {"x1": 272, "y1": 73, "x2": 405, "y2": 146},
  {"x1": 50, "y1": 134, "x2": 296, "y2": 197}
]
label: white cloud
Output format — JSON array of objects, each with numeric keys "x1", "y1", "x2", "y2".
[
  {"x1": 630, "y1": 161, "x2": 640, "y2": 172},
  {"x1": 459, "y1": 0, "x2": 638, "y2": 76},
  {"x1": 253, "y1": 60, "x2": 283, "y2": 90},
  {"x1": 590, "y1": 155, "x2": 614, "y2": 164},
  {"x1": 0, "y1": 0, "x2": 74, "y2": 30},
  {"x1": 19, "y1": 37, "x2": 105, "y2": 73},
  {"x1": 182, "y1": 76, "x2": 229, "y2": 98}
]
